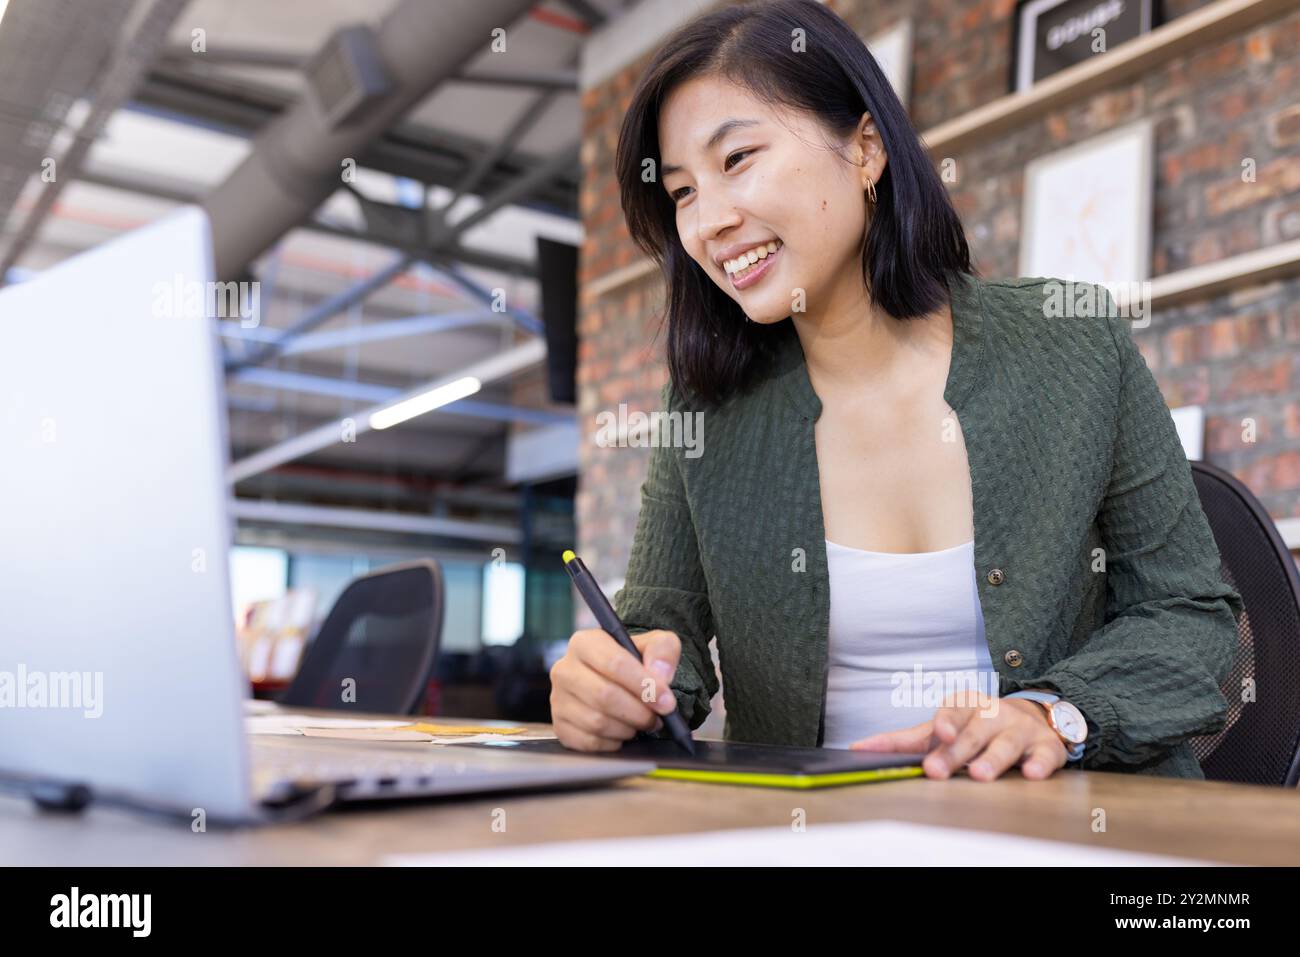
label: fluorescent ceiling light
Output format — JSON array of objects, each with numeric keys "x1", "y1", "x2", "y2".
[{"x1": 368, "y1": 376, "x2": 481, "y2": 430}]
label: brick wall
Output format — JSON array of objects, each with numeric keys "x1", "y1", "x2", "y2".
[{"x1": 575, "y1": 0, "x2": 1300, "y2": 622}]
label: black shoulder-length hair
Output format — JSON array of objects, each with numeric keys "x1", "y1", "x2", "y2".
[{"x1": 615, "y1": 0, "x2": 975, "y2": 409}]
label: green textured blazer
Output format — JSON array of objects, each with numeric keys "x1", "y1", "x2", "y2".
[{"x1": 613, "y1": 272, "x2": 1245, "y2": 779}]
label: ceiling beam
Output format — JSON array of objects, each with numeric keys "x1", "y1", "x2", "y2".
[
  {"x1": 223, "y1": 254, "x2": 413, "y2": 373},
  {"x1": 228, "y1": 367, "x2": 572, "y2": 426},
  {"x1": 197, "y1": 0, "x2": 541, "y2": 279},
  {"x1": 75, "y1": 165, "x2": 542, "y2": 277},
  {"x1": 555, "y1": 0, "x2": 609, "y2": 27},
  {"x1": 230, "y1": 499, "x2": 522, "y2": 544},
  {"x1": 130, "y1": 72, "x2": 579, "y2": 215},
  {"x1": 227, "y1": 338, "x2": 546, "y2": 483},
  {"x1": 217, "y1": 310, "x2": 511, "y2": 355},
  {"x1": 157, "y1": 47, "x2": 579, "y2": 91},
  {"x1": 0, "y1": 0, "x2": 190, "y2": 282}
]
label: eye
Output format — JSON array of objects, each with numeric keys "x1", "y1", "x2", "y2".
[
  {"x1": 725, "y1": 148, "x2": 754, "y2": 169},
  {"x1": 668, "y1": 150, "x2": 756, "y2": 203}
]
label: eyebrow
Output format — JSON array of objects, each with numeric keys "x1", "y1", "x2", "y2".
[{"x1": 661, "y1": 118, "x2": 761, "y2": 177}]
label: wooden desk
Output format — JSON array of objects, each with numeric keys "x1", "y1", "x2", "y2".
[{"x1": 2, "y1": 713, "x2": 1298, "y2": 866}]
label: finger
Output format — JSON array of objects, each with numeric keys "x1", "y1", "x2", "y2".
[
  {"x1": 633, "y1": 630, "x2": 682, "y2": 697},
  {"x1": 850, "y1": 719, "x2": 935, "y2": 752},
  {"x1": 572, "y1": 630, "x2": 676, "y2": 714},
  {"x1": 553, "y1": 688, "x2": 643, "y2": 741},
  {"x1": 933, "y1": 706, "x2": 977, "y2": 743},
  {"x1": 1020, "y1": 740, "x2": 1068, "y2": 780},
  {"x1": 555, "y1": 721, "x2": 626, "y2": 752},
  {"x1": 563, "y1": 657, "x2": 664, "y2": 730},
  {"x1": 925, "y1": 711, "x2": 1005, "y2": 778},
  {"x1": 965, "y1": 731, "x2": 1029, "y2": 782}
]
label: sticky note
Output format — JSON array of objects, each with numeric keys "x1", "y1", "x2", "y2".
[{"x1": 395, "y1": 723, "x2": 527, "y2": 736}]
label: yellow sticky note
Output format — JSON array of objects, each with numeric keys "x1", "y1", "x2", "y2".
[{"x1": 395, "y1": 723, "x2": 527, "y2": 736}]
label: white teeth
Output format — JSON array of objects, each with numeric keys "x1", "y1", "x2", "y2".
[{"x1": 725, "y1": 240, "x2": 780, "y2": 275}]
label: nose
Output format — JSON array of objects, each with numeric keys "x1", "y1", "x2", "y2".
[{"x1": 695, "y1": 189, "x2": 742, "y2": 248}]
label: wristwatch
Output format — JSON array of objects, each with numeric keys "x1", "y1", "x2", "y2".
[{"x1": 1005, "y1": 690, "x2": 1088, "y2": 761}]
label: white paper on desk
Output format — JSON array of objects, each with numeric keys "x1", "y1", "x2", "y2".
[
  {"x1": 245, "y1": 714, "x2": 409, "y2": 736},
  {"x1": 430, "y1": 733, "x2": 557, "y2": 746},
  {"x1": 384, "y1": 819, "x2": 1219, "y2": 867},
  {"x1": 301, "y1": 727, "x2": 436, "y2": 742}
]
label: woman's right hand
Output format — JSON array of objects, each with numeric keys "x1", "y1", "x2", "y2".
[{"x1": 549, "y1": 628, "x2": 682, "y2": 751}]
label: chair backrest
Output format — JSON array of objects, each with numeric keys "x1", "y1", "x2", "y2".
[
  {"x1": 280, "y1": 559, "x2": 445, "y2": 715},
  {"x1": 1188, "y1": 461, "x2": 1300, "y2": 787}
]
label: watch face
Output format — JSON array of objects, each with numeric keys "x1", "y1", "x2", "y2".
[{"x1": 1052, "y1": 702, "x2": 1088, "y2": 744}]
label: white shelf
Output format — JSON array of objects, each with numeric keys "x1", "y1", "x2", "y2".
[
  {"x1": 919, "y1": 0, "x2": 1293, "y2": 155},
  {"x1": 1148, "y1": 239, "x2": 1300, "y2": 307}
]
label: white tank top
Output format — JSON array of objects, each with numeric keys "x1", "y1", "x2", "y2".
[{"x1": 821, "y1": 538, "x2": 997, "y2": 749}]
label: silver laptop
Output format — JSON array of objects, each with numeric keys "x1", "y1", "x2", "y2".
[{"x1": 0, "y1": 205, "x2": 652, "y2": 825}]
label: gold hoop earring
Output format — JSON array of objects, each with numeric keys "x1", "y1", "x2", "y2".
[{"x1": 865, "y1": 178, "x2": 878, "y2": 206}]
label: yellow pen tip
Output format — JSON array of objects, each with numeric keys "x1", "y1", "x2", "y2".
[{"x1": 561, "y1": 549, "x2": 576, "y2": 563}]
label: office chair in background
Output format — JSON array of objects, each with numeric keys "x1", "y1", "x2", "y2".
[
  {"x1": 280, "y1": 559, "x2": 445, "y2": 716},
  {"x1": 1188, "y1": 461, "x2": 1300, "y2": 787}
]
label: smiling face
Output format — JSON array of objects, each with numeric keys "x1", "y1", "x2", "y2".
[{"x1": 658, "y1": 73, "x2": 885, "y2": 325}]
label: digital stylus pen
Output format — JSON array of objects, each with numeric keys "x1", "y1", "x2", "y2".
[{"x1": 561, "y1": 549, "x2": 696, "y2": 755}]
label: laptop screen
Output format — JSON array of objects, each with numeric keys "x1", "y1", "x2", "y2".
[{"x1": 0, "y1": 205, "x2": 252, "y2": 819}]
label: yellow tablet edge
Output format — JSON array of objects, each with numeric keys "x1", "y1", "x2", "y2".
[{"x1": 645, "y1": 765, "x2": 925, "y2": 788}]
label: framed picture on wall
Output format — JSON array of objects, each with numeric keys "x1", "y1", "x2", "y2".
[
  {"x1": 866, "y1": 20, "x2": 913, "y2": 110},
  {"x1": 1010, "y1": 0, "x2": 1162, "y2": 93},
  {"x1": 1018, "y1": 118, "x2": 1154, "y2": 286}
]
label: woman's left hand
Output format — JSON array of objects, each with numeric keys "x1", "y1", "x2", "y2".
[{"x1": 848, "y1": 693, "x2": 1068, "y2": 781}]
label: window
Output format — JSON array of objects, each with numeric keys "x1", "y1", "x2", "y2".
[{"x1": 481, "y1": 560, "x2": 525, "y2": 646}]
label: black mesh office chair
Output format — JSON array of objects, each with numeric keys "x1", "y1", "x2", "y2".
[
  {"x1": 280, "y1": 559, "x2": 445, "y2": 715},
  {"x1": 1187, "y1": 461, "x2": 1300, "y2": 787}
]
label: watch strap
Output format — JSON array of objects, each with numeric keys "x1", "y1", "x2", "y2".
[{"x1": 1005, "y1": 690, "x2": 1086, "y2": 762}]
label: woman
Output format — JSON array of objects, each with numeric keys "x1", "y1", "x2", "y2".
[{"x1": 549, "y1": 0, "x2": 1243, "y2": 781}]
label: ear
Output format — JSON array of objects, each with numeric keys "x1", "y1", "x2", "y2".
[{"x1": 855, "y1": 112, "x2": 887, "y2": 188}]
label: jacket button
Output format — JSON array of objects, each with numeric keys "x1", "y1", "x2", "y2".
[
  {"x1": 986, "y1": 568, "x2": 1005, "y2": 585},
  {"x1": 1004, "y1": 649, "x2": 1024, "y2": 667}
]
